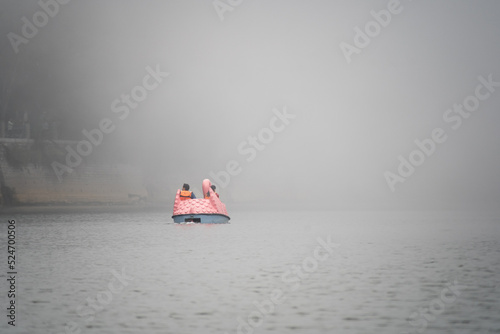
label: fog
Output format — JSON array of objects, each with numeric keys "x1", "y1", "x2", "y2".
[{"x1": 1, "y1": 0, "x2": 500, "y2": 210}]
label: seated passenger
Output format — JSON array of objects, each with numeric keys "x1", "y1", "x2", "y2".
[
  {"x1": 211, "y1": 185, "x2": 219, "y2": 198},
  {"x1": 204, "y1": 184, "x2": 219, "y2": 199},
  {"x1": 180, "y1": 183, "x2": 196, "y2": 200}
]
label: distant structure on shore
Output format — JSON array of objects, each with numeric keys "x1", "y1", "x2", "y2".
[{"x1": 0, "y1": 138, "x2": 155, "y2": 208}]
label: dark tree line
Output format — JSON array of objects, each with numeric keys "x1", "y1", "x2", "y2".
[{"x1": 0, "y1": 3, "x2": 80, "y2": 142}]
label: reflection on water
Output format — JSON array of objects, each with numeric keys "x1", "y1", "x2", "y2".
[{"x1": 0, "y1": 210, "x2": 499, "y2": 333}]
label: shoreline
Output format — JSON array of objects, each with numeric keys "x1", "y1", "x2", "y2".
[{"x1": 0, "y1": 204, "x2": 171, "y2": 215}]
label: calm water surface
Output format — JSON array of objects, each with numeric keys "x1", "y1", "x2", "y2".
[{"x1": 0, "y1": 210, "x2": 499, "y2": 334}]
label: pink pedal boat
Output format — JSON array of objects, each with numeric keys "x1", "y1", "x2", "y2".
[{"x1": 172, "y1": 179, "x2": 230, "y2": 224}]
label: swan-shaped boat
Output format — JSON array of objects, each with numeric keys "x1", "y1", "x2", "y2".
[{"x1": 172, "y1": 179, "x2": 230, "y2": 224}]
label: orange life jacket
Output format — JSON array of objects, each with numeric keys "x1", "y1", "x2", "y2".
[
  {"x1": 205, "y1": 192, "x2": 219, "y2": 199},
  {"x1": 180, "y1": 190, "x2": 192, "y2": 200}
]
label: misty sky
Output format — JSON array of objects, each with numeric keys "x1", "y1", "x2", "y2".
[{"x1": 1, "y1": 0, "x2": 500, "y2": 210}]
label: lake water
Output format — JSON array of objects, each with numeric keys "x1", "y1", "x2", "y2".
[{"x1": 0, "y1": 210, "x2": 499, "y2": 334}]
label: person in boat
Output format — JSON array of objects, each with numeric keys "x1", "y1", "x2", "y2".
[
  {"x1": 211, "y1": 185, "x2": 219, "y2": 198},
  {"x1": 204, "y1": 185, "x2": 219, "y2": 199},
  {"x1": 180, "y1": 183, "x2": 196, "y2": 200}
]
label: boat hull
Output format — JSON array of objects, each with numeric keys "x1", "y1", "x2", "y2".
[{"x1": 172, "y1": 213, "x2": 230, "y2": 224}]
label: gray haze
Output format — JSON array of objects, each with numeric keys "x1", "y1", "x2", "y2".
[{"x1": 1, "y1": 0, "x2": 500, "y2": 210}]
